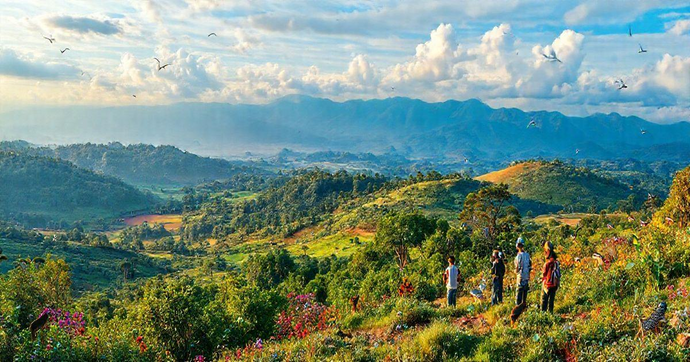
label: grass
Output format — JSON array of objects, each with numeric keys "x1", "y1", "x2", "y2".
[
  {"x1": 285, "y1": 233, "x2": 369, "y2": 258},
  {"x1": 0, "y1": 238, "x2": 170, "y2": 293}
]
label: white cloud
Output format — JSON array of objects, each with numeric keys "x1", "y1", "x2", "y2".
[
  {"x1": 667, "y1": 19, "x2": 690, "y2": 35},
  {"x1": 384, "y1": 23, "x2": 466, "y2": 84}
]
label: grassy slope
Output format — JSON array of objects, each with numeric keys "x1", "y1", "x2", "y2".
[
  {"x1": 476, "y1": 161, "x2": 636, "y2": 210},
  {"x1": 0, "y1": 238, "x2": 169, "y2": 293}
]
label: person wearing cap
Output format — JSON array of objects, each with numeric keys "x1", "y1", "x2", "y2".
[
  {"x1": 541, "y1": 241, "x2": 561, "y2": 313},
  {"x1": 491, "y1": 249, "x2": 505, "y2": 305},
  {"x1": 514, "y1": 236, "x2": 532, "y2": 305}
]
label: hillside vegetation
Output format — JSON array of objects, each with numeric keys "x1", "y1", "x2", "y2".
[
  {"x1": 0, "y1": 165, "x2": 688, "y2": 361},
  {"x1": 1, "y1": 142, "x2": 268, "y2": 187},
  {"x1": 477, "y1": 160, "x2": 638, "y2": 211},
  {"x1": 0, "y1": 152, "x2": 157, "y2": 228}
]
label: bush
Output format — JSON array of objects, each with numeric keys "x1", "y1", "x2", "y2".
[{"x1": 406, "y1": 321, "x2": 480, "y2": 361}]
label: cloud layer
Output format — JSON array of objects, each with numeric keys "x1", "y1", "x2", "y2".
[{"x1": 0, "y1": 0, "x2": 688, "y2": 124}]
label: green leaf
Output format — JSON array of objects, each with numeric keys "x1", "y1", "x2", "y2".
[{"x1": 625, "y1": 262, "x2": 635, "y2": 270}]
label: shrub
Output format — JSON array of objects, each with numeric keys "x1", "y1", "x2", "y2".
[{"x1": 406, "y1": 321, "x2": 480, "y2": 361}]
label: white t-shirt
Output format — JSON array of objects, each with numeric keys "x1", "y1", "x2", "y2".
[{"x1": 446, "y1": 265, "x2": 459, "y2": 290}]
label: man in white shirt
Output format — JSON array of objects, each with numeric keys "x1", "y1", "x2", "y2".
[
  {"x1": 514, "y1": 236, "x2": 532, "y2": 305},
  {"x1": 443, "y1": 256, "x2": 461, "y2": 307}
]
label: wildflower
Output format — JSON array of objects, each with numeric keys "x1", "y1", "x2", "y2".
[
  {"x1": 254, "y1": 338, "x2": 263, "y2": 350},
  {"x1": 193, "y1": 355, "x2": 205, "y2": 362}
]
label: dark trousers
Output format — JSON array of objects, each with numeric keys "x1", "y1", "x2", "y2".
[
  {"x1": 541, "y1": 286, "x2": 558, "y2": 312},
  {"x1": 516, "y1": 282, "x2": 529, "y2": 305},
  {"x1": 491, "y1": 278, "x2": 503, "y2": 305},
  {"x1": 447, "y1": 288, "x2": 457, "y2": 307}
]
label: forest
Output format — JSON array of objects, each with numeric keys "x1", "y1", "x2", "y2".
[{"x1": 0, "y1": 150, "x2": 688, "y2": 360}]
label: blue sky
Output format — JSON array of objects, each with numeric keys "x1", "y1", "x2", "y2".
[{"x1": 0, "y1": 0, "x2": 688, "y2": 123}]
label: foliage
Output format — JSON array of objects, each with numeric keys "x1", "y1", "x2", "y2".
[
  {"x1": 375, "y1": 212, "x2": 436, "y2": 270},
  {"x1": 0, "y1": 152, "x2": 156, "y2": 227}
]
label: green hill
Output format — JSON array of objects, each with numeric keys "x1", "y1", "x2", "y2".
[
  {"x1": 476, "y1": 160, "x2": 638, "y2": 211},
  {"x1": 1, "y1": 142, "x2": 269, "y2": 187},
  {"x1": 0, "y1": 152, "x2": 157, "y2": 227}
]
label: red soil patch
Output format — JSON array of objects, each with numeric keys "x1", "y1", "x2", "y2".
[{"x1": 123, "y1": 214, "x2": 182, "y2": 231}]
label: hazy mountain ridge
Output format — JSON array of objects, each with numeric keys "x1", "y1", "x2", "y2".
[{"x1": 1, "y1": 96, "x2": 688, "y2": 161}]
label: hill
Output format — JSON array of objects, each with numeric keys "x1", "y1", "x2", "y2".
[
  {"x1": 1, "y1": 142, "x2": 269, "y2": 187},
  {"x1": 476, "y1": 160, "x2": 638, "y2": 211},
  {"x1": 1, "y1": 96, "x2": 689, "y2": 161},
  {"x1": 0, "y1": 152, "x2": 157, "y2": 227}
]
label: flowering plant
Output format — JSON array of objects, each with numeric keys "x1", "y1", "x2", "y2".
[{"x1": 275, "y1": 293, "x2": 337, "y2": 340}]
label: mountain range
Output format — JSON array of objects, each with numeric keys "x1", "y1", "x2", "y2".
[{"x1": 1, "y1": 95, "x2": 688, "y2": 162}]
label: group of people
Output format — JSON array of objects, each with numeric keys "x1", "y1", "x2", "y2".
[{"x1": 443, "y1": 236, "x2": 561, "y2": 312}]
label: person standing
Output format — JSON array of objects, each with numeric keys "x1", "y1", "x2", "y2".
[
  {"x1": 491, "y1": 250, "x2": 506, "y2": 305},
  {"x1": 541, "y1": 241, "x2": 561, "y2": 313},
  {"x1": 514, "y1": 237, "x2": 531, "y2": 305},
  {"x1": 443, "y1": 256, "x2": 461, "y2": 307}
]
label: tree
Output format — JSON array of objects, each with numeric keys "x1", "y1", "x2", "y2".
[
  {"x1": 459, "y1": 183, "x2": 515, "y2": 245},
  {"x1": 120, "y1": 260, "x2": 132, "y2": 282},
  {"x1": 656, "y1": 166, "x2": 690, "y2": 228},
  {"x1": 375, "y1": 212, "x2": 436, "y2": 271}
]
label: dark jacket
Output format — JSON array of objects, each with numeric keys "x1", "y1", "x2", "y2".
[{"x1": 492, "y1": 260, "x2": 505, "y2": 281}]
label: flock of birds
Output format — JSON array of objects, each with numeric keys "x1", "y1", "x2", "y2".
[
  {"x1": 42, "y1": 32, "x2": 222, "y2": 98},
  {"x1": 525, "y1": 25, "x2": 652, "y2": 156},
  {"x1": 44, "y1": 25, "x2": 651, "y2": 129}
]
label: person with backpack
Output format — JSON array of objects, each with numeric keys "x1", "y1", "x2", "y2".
[
  {"x1": 491, "y1": 250, "x2": 505, "y2": 305},
  {"x1": 514, "y1": 237, "x2": 532, "y2": 305},
  {"x1": 443, "y1": 256, "x2": 461, "y2": 307},
  {"x1": 541, "y1": 241, "x2": 560, "y2": 313}
]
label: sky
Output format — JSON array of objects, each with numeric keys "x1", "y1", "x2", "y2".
[{"x1": 0, "y1": 0, "x2": 689, "y2": 124}]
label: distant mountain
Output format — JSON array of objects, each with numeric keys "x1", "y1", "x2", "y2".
[
  {"x1": 2, "y1": 142, "x2": 270, "y2": 186},
  {"x1": 1, "y1": 96, "x2": 689, "y2": 161},
  {"x1": 476, "y1": 160, "x2": 640, "y2": 211},
  {"x1": 0, "y1": 152, "x2": 157, "y2": 228}
]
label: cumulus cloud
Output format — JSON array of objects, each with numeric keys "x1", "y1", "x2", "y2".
[
  {"x1": 667, "y1": 19, "x2": 690, "y2": 35},
  {"x1": 0, "y1": 48, "x2": 78, "y2": 79},
  {"x1": 518, "y1": 30, "x2": 585, "y2": 98},
  {"x1": 385, "y1": 23, "x2": 466, "y2": 84}
]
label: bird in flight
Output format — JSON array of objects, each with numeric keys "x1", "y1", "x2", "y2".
[
  {"x1": 43, "y1": 35, "x2": 55, "y2": 43},
  {"x1": 132, "y1": 94, "x2": 137, "y2": 98},
  {"x1": 527, "y1": 119, "x2": 537, "y2": 128},
  {"x1": 208, "y1": 32, "x2": 217, "y2": 37},
  {"x1": 628, "y1": 25, "x2": 632, "y2": 37},
  {"x1": 614, "y1": 79, "x2": 627, "y2": 90},
  {"x1": 638, "y1": 44, "x2": 647, "y2": 53},
  {"x1": 80, "y1": 71, "x2": 92, "y2": 80},
  {"x1": 154, "y1": 57, "x2": 170, "y2": 71},
  {"x1": 542, "y1": 51, "x2": 562, "y2": 63},
  {"x1": 60, "y1": 48, "x2": 70, "y2": 54}
]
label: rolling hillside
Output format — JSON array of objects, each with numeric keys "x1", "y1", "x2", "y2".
[
  {"x1": 1, "y1": 142, "x2": 269, "y2": 186},
  {"x1": 476, "y1": 160, "x2": 638, "y2": 210},
  {"x1": 0, "y1": 152, "x2": 157, "y2": 227}
]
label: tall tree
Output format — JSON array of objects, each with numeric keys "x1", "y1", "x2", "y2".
[
  {"x1": 459, "y1": 183, "x2": 519, "y2": 251},
  {"x1": 375, "y1": 212, "x2": 435, "y2": 271}
]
